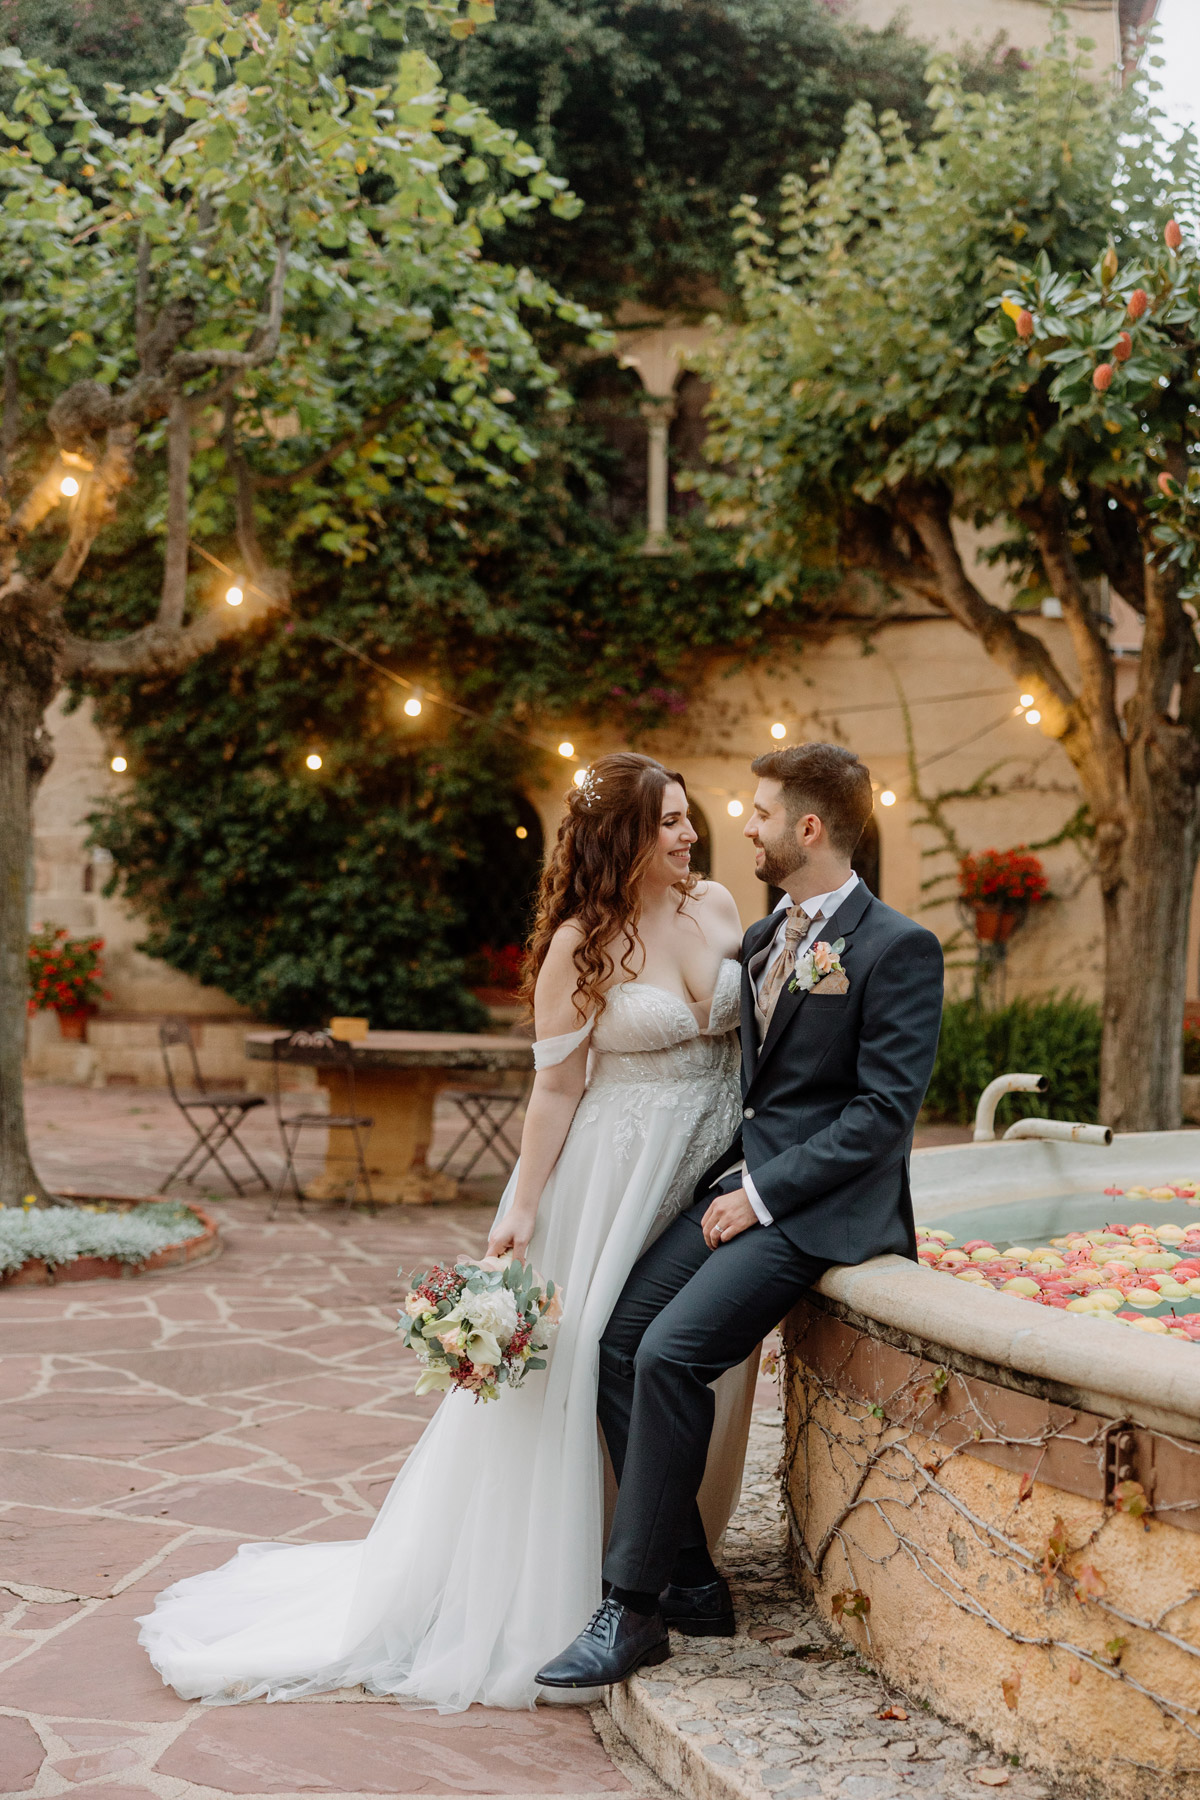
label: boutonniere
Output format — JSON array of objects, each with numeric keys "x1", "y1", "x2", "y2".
[{"x1": 789, "y1": 937, "x2": 846, "y2": 995}]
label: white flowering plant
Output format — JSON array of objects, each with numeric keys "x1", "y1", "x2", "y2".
[
  {"x1": 0, "y1": 1200, "x2": 205, "y2": 1274},
  {"x1": 397, "y1": 1254, "x2": 562, "y2": 1403}
]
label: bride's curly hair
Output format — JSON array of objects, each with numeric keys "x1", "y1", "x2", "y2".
[{"x1": 523, "y1": 752, "x2": 697, "y2": 1021}]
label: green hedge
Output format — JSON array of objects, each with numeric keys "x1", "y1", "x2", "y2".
[{"x1": 924, "y1": 996, "x2": 1102, "y2": 1128}]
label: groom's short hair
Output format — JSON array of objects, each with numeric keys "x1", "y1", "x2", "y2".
[{"x1": 750, "y1": 742, "x2": 873, "y2": 856}]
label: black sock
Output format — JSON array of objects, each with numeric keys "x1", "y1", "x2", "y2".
[
  {"x1": 609, "y1": 1584, "x2": 658, "y2": 1616},
  {"x1": 670, "y1": 1545, "x2": 719, "y2": 1588}
]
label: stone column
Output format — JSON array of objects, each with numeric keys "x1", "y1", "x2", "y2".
[{"x1": 641, "y1": 396, "x2": 676, "y2": 556}]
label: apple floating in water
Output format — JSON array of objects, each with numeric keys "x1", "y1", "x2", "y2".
[{"x1": 915, "y1": 1204, "x2": 1200, "y2": 1342}]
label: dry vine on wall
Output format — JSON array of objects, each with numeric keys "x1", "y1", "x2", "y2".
[{"x1": 779, "y1": 1307, "x2": 1200, "y2": 1799}]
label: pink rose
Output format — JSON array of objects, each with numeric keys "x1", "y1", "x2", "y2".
[{"x1": 812, "y1": 941, "x2": 836, "y2": 976}]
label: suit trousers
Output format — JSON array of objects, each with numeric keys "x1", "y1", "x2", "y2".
[{"x1": 598, "y1": 1195, "x2": 829, "y2": 1593}]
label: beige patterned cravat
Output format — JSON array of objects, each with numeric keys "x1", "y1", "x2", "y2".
[{"x1": 755, "y1": 904, "x2": 815, "y2": 1035}]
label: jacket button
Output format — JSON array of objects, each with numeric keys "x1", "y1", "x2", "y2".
[{"x1": 743, "y1": 1106, "x2": 755, "y2": 1120}]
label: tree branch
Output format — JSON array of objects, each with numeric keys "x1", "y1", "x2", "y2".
[
  {"x1": 251, "y1": 395, "x2": 408, "y2": 492},
  {"x1": 158, "y1": 395, "x2": 191, "y2": 632},
  {"x1": 134, "y1": 232, "x2": 151, "y2": 364},
  {"x1": 899, "y1": 484, "x2": 1082, "y2": 746},
  {"x1": 169, "y1": 239, "x2": 289, "y2": 379},
  {"x1": 1024, "y1": 490, "x2": 1125, "y2": 812},
  {"x1": 1135, "y1": 554, "x2": 1188, "y2": 723},
  {"x1": 48, "y1": 425, "x2": 137, "y2": 595},
  {"x1": 61, "y1": 598, "x2": 259, "y2": 679},
  {"x1": 1085, "y1": 485, "x2": 1146, "y2": 612},
  {"x1": 0, "y1": 317, "x2": 17, "y2": 507}
]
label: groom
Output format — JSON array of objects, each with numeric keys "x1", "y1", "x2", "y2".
[{"x1": 538, "y1": 741, "x2": 944, "y2": 1687}]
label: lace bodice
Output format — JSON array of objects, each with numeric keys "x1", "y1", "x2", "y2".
[
  {"x1": 589, "y1": 958, "x2": 740, "y2": 1088},
  {"x1": 532, "y1": 956, "x2": 741, "y2": 1086}
]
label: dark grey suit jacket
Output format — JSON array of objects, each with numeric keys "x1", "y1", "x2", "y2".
[{"x1": 694, "y1": 882, "x2": 944, "y2": 1267}]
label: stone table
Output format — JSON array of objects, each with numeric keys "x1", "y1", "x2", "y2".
[{"x1": 245, "y1": 1029, "x2": 533, "y2": 1205}]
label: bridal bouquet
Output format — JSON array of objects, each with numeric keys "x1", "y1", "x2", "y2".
[{"x1": 398, "y1": 1254, "x2": 562, "y2": 1402}]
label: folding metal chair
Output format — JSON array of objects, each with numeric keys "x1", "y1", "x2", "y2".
[
  {"x1": 159, "y1": 1018, "x2": 269, "y2": 1195},
  {"x1": 268, "y1": 1029, "x2": 375, "y2": 1216},
  {"x1": 436, "y1": 1077, "x2": 528, "y2": 1180}
]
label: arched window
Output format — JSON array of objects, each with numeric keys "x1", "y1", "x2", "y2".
[{"x1": 460, "y1": 796, "x2": 545, "y2": 995}]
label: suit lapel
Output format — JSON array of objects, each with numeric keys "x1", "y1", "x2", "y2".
[{"x1": 747, "y1": 882, "x2": 875, "y2": 1092}]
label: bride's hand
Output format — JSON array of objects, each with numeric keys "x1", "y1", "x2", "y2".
[{"x1": 486, "y1": 1206, "x2": 537, "y2": 1262}]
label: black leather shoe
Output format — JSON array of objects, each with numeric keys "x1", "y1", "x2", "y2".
[
  {"x1": 660, "y1": 1574, "x2": 736, "y2": 1637},
  {"x1": 536, "y1": 1597, "x2": 671, "y2": 1688}
]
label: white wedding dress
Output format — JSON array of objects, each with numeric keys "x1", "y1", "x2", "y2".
[{"x1": 138, "y1": 962, "x2": 748, "y2": 1712}]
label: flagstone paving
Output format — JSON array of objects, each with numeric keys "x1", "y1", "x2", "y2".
[
  {"x1": 0, "y1": 1190, "x2": 660, "y2": 1799},
  {"x1": 4, "y1": 1083, "x2": 973, "y2": 1800}
]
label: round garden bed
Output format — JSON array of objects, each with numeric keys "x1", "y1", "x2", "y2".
[{"x1": 0, "y1": 1192, "x2": 220, "y2": 1287}]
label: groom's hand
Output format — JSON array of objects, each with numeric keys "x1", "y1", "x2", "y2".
[{"x1": 701, "y1": 1189, "x2": 757, "y2": 1249}]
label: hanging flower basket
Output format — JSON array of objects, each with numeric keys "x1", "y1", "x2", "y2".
[
  {"x1": 28, "y1": 924, "x2": 107, "y2": 1033},
  {"x1": 56, "y1": 1007, "x2": 97, "y2": 1042},
  {"x1": 958, "y1": 849, "x2": 1049, "y2": 947},
  {"x1": 971, "y1": 903, "x2": 1026, "y2": 945}
]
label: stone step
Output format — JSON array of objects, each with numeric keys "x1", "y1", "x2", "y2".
[{"x1": 605, "y1": 1411, "x2": 1063, "y2": 1800}]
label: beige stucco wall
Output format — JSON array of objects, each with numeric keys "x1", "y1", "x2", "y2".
[
  {"x1": 30, "y1": 694, "x2": 247, "y2": 1021},
  {"x1": 531, "y1": 611, "x2": 1113, "y2": 1004},
  {"x1": 851, "y1": 0, "x2": 1126, "y2": 60}
]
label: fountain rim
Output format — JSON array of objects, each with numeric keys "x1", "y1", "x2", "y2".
[{"x1": 808, "y1": 1130, "x2": 1200, "y2": 1444}]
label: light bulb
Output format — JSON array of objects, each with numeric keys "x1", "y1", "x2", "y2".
[
  {"x1": 515, "y1": 825, "x2": 528, "y2": 840},
  {"x1": 558, "y1": 740, "x2": 575, "y2": 758},
  {"x1": 110, "y1": 755, "x2": 127, "y2": 773},
  {"x1": 770, "y1": 722, "x2": 787, "y2": 740},
  {"x1": 573, "y1": 768, "x2": 587, "y2": 787},
  {"x1": 404, "y1": 696, "x2": 422, "y2": 717},
  {"x1": 305, "y1": 752, "x2": 323, "y2": 770},
  {"x1": 1019, "y1": 692, "x2": 1035, "y2": 708},
  {"x1": 1025, "y1": 708, "x2": 1041, "y2": 725},
  {"x1": 224, "y1": 585, "x2": 244, "y2": 607},
  {"x1": 879, "y1": 789, "x2": 896, "y2": 807},
  {"x1": 60, "y1": 475, "x2": 80, "y2": 497},
  {"x1": 727, "y1": 799, "x2": 744, "y2": 818}
]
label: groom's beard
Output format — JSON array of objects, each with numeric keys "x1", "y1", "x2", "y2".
[{"x1": 756, "y1": 840, "x2": 808, "y2": 889}]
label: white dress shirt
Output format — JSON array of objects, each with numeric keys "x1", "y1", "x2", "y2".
[{"x1": 737, "y1": 871, "x2": 860, "y2": 1227}]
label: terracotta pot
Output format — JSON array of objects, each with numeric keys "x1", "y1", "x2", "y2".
[
  {"x1": 972, "y1": 904, "x2": 1024, "y2": 945},
  {"x1": 55, "y1": 1007, "x2": 94, "y2": 1042}
]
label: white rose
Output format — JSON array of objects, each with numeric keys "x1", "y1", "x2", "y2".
[{"x1": 463, "y1": 1285, "x2": 519, "y2": 1347}]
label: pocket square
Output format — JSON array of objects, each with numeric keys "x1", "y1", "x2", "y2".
[{"x1": 810, "y1": 970, "x2": 849, "y2": 995}]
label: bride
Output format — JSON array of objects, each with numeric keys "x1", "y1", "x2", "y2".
[{"x1": 138, "y1": 751, "x2": 747, "y2": 1712}]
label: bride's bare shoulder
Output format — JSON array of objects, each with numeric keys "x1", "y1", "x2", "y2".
[{"x1": 687, "y1": 880, "x2": 743, "y2": 932}]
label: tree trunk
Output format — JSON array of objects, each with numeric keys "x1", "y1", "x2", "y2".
[
  {"x1": 1095, "y1": 735, "x2": 1200, "y2": 1133},
  {"x1": 0, "y1": 671, "x2": 59, "y2": 1205}
]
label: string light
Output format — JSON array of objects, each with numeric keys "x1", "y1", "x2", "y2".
[
  {"x1": 879, "y1": 789, "x2": 896, "y2": 807},
  {"x1": 1025, "y1": 708, "x2": 1042, "y2": 725},
  {"x1": 770, "y1": 722, "x2": 787, "y2": 740},
  {"x1": 727, "y1": 799, "x2": 744, "y2": 818},
  {"x1": 1019, "y1": 693, "x2": 1035, "y2": 708},
  {"x1": 110, "y1": 755, "x2": 127, "y2": 773},
  {"x1": 60, "y1": 475, "x2": 79, "y2": 497},
  {"x1": 558, "y1": 740, "x2": 575, "y2": 758},
  {"x1": 573, "y1": 767, "x2": 588, "y2": 786},
  {"x1": 305, "y1": 752, "x2": 323, "y2": 770},
  {"x1": 515, "y1": 826, "x2": 528, "y2": 840},
  {"x1": 404, "y1": 693, "x2": 423, "y2": 717},
  {"x1": 224, "y1": 585, "x2": 244, "y2": 607}
]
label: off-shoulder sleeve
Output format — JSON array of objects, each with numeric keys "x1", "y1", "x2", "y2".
[
  {"x1": 701, "y1": 957, "x2": 742, "y2": 1037},
  {"x1": 532, "y1": 1014, "x2": 595, "y2": 1070}
]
